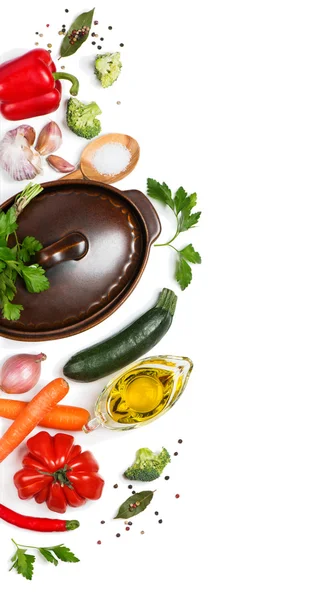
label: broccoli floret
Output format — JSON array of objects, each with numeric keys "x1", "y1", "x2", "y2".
[
  {"x1": 124, "y1": 447, "x2": 171, "y2": 482},
  {"x1": 66, "y1": 98, "x2": 102, "y2": 139},
  {"x1": 94, "y1": 52, "x2": 122, "y2": 88}
]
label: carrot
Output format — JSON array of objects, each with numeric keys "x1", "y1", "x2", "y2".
[
  {"x1": 0, "y1": 399, "x2": 90, "y2": 431},
  {"x1": 0, "y1": 378, "x2": 69, "y2": 463}
]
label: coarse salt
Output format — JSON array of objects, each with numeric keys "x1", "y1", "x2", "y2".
[{"x1": 91, "y1": 142, "x2": 131, "y2": 176}]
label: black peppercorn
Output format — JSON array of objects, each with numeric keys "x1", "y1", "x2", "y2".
[
  {"x1": 128, "y1": 521, "x2": 133, "y2": 526},
  {"x1": 116, "y1": 533, "x2": 121, "y2": 538},
  {"x1": 158, "y1": 519, "x2": 163, "y2": 524},
  {"x1": 132, "y1": 490, "x2": 136, "y2": 494},
  {"x1": 97, "y1": 45, "x2": 102, "y2": 50},
  {"x1": 164, "y1": 476, "x2": 170, "y2": 480},
  {"x1": 65, "y1": 8, "x2": 69, "y2": 12},
  {"x1": 128, "y1": 485, "x2": 133, "y2": 489},
  {"x1": 113, "y1": 483, "x2": 118, "y2": 488},
  {"x1": 92, "y1": 41, "x2": 96, "y2": 45},
  {"x1": 178, "y1": 439, "x2": 183, "y2": 444},
  {"x1": 174, "y1": 452, "x2": 178, "y2": 456},
  {"x1": 155, "y1": 511, "x2": 159, "y2": 516},
  {"x1": 100, "y1": 37, "x2": 104, "y2": 41},
  {"x1": 101, "y1": 520, "x2": 105, "y2": 524},
  {"x1": 108, "y1": 26, "x2": 112, "y2": 29},
  {"x1": 120, "y1": 43, "x2": 124, "y2": 47}
]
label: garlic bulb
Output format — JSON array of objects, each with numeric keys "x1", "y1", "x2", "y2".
[
  {"x1": 35, "y1": 121, "x2": 62, "y2": 156},
  {"x1": 0, "y1": 125, "x2": 42, "y2": 181}
]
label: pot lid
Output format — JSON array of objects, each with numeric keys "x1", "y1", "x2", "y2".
[{"x1": 0, "y1": 180, "x2": 161, "y2": 341}]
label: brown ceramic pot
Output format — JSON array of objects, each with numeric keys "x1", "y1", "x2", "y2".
[{"x1": 0, "y1": 180, "x2": 161, "y2": 341}]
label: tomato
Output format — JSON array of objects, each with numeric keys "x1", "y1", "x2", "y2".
[{"x1": 14, "y1": 431, "x2": 104, "y2": 513}]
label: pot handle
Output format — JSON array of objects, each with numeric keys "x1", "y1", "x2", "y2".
[
  {"x1": 122, "y1": 189, "x2": 161, "y2": 244},
  {"x1": 35, "y1": 232, "x2": 88, "y2": 270}
]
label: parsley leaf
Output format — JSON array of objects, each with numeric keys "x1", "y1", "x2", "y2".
[
  {"x1": 146, "y1": 179, "x2": 175, "y2": 210},
  {"x1": 176, "y1": 255, "x2": 192, "y2": 290},
  {"x1": 0, "y1": 183, "x2": 48, "y2": 321},
  {"x1": 9, "y1": 540, "x2": 79, "y2": 580},
  {"x1": 10, "y1": 548, "x2": 35, "y2": 580},
  {"x1": 179, "y1": 243, "x2": 202, "y2": 264},
  {"x1": 179, "y1": 210, "x2": 201, "y2": 233},
  {"x1": 146, "y1": 178, "x2": 201, "y2": 290},
  {"x1": 38, "y1": 549, "x2": 59, "y2": 566},
  {"x1": 18, "y1": 236, "x2": 43, "y2": 263},
  {"x1": 49, "y1": 545, "x2": 80, "y2": 563},
  {"x1": 2, "y1": 301, "x2": 23, "y2": 321},
  {"x1": 173, "y1": 187, "x2": 189, "y2": 214},
  {"x1": 0, "y1": 247, "x2": 16, "y2": 262},
  {"x1": 0, "y1": 207, "x2": 18, "y2": 239},
  {"x1": 20, "y1": 264, "x2": 49, "y2": 294}
]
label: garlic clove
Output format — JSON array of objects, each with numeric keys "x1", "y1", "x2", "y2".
[
  {"x1": 46, "y1": 154, "x2": 76, "y2": 173},
  {"x1": 35, "y1": 121, "x2": 62, "y2": 156},
  {"x1": 16, "y1": 125, "x2": 36, "y2": 147}
]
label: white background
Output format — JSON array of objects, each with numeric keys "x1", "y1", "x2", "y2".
[{"x1": 0, "y1": 0, "x2": 327, "y2": 598}]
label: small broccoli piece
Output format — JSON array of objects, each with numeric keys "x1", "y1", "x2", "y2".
[
  {"x1": 94, "y1": 52, "x2": 122, "y2": 88},
  {"x1": 124, "y1": 447, "x2": 171, "y2": 482},
  {"x1": 66, "y1": 98, "x2": 102, "y2": 139}
]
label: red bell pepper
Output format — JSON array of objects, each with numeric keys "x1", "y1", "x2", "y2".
[
  {"x1": 13, "y1": 431, "x2": 105, "y2": 514},
  {"x1": 0, "y1": 49, "x2": 79, "y2": 121}
]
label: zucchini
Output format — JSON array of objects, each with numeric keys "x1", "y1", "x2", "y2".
[{"x1": 63, "y1": 288, "x2": 177, "y2": 382}]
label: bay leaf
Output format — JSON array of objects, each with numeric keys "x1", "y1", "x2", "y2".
[
  {"x1": 114, "y1": 491, "x2": 154, "y2": 519},
  {"x1": 60, "y1": 8, "x2": 95, "y2": 58}
]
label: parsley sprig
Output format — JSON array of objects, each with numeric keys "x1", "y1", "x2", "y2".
[
  {"x1": 0, "y1": 183, "x2": 49, "y2": 321},
  {"x1": 10, "y1": 539, "x2": 80, "y2": 580},
  {"x1": 147, "y1": 178, "x2": 201, "y2": 290}
]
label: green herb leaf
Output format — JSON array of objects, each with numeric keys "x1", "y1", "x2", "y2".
[
  {"x1": 9, "y1": 541, "x2": 79, "y2": 579},
  {"x1": 179, "y1": 243, "x2": 202, "y2": 264},
  {"x1": 19, "y1": 237, "x2": 43, "y2": 263},
  {"x1": 50, "y1": 545, "x2": 80, "y2": 563},
  {"x1": 187, "y1": 192, "x2": 198, "y2": 210},
  {"x1": 173, "y1": 187, "x2": 189, "y2": 214},
  {"x1": 179, "y1": 210, "x2": 201, "y2": 233},
  {"x1": 38, "y1": 549, "x2": 58, "y2": 566},
  {"x1": 20, "y1": 264, "x2": 50, "y2": 294},
  {"x1": 0, "y1": 247, "x2": 16, "y2": 262},
  {"x1": 0, "y1": 207, "x2": 18, "y2": 239},
  {"x1": 176, "y1": 255, "x2": 192, "y2": 290},
  {"x1": 146, "y1": 179, "x2": 174, "y2": 210},
  {"x1": 114, "y1": 491, "x2": 154, "y2": 519},
  {"x1": 11, "y1": 549, "x2": 35, "y2": 580},
  {"x1": 2, "y1": 301, "x2": 23, "y2": 321},
  {"x1": 60, "y1": 8, "x2": 95, "y2": 58}
]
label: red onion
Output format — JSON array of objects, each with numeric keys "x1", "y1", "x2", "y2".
[{"x1": 0, "y1": 353, "x2": 47, "y2": 394}]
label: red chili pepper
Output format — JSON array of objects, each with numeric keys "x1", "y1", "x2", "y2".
[
  {"x1": 14, "y1": 431, "x2": 104, "y2": 514},
  {"x1": 0, "y1": 49, "x2": 79, "y2": 120},
  {"x1": 0, "y1": 504, "x2": 79, "y2": 532}
]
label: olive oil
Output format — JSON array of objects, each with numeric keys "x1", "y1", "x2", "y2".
[
  {"x1": 108, "y1": 366, "x2": 175, "y2": 424},
  {"x1": 84, "y1": 356, "x2": 193, "y2": 432}
]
